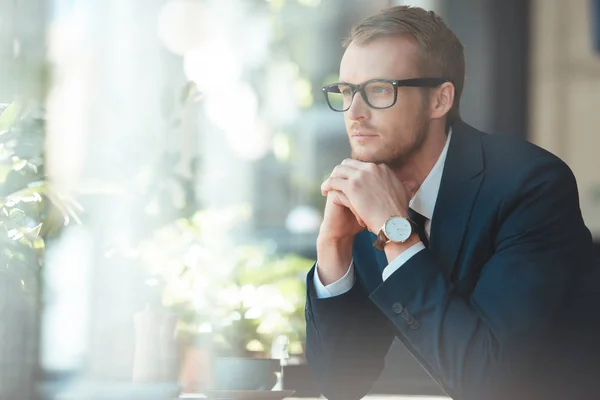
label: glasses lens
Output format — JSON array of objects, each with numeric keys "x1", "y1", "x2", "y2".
[
  {"x1": 364, "y1": 81, "x2": 395, "y2": 108},
  {"x1": 325, "y1": 84, "x2": 352, "y2": 111}
]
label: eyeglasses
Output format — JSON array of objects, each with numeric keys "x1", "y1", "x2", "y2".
[{"x1": 322, "y1": 77, "x2": 448, "y2": 112}]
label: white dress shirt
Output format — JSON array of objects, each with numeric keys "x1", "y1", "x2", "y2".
[{"x1": 314, "y1": 129, "x2": 453, "y2": 298}]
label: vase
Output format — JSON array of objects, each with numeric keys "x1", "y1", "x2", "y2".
[{"x1": 178, "y1": 332, "x2": 214, "y2": 393}]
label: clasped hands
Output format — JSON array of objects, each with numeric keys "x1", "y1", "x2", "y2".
[{"x1": 321, "y1": 158, "x2": 418, "y2": 235}]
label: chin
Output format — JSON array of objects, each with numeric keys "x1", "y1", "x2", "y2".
[
  {"x1": 351, "y1": 150, "x2": 375, "y2": 163},
  {"x1": 351, "y1": 148, "x2": 400, "y2": 165}
]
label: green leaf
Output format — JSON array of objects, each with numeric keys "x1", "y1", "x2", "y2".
[
  {"x1": 0, "y1": 103, "x2": 18, "y2": 131},
  {"x1": 0, "y1": 165, "x2": 13, "y2": 184}
]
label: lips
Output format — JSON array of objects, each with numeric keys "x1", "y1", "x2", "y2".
[{"x1": 352, "y1": 131, "x2": 378, "y2": 138}]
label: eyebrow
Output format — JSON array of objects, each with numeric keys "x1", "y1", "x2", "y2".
[{"x1": 335, "y1": 77, "x2": 393, "y2": 84}]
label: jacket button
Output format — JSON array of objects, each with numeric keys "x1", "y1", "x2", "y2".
[
  {"x1": 399, "y1": 308, "x2": 410, "y2": 320},
  {"x1": 392, "y1": 302, "x2": 404, "y2": 314},
  {"x1": 409, "y1": 320, "x2": 420, "y2": 330}
]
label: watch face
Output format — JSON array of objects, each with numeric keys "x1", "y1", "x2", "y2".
[{"x1": 384, "y1": 217, "x2": 412, "y2": 242}]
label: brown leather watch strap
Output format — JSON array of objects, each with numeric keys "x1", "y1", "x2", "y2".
[{"x1": 373, "y1": 229, "x2": 389, "y2": 251}]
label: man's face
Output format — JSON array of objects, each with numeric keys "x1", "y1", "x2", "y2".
[{"x1": 339, "y1": 35, "x2": 431, "y2": 169}]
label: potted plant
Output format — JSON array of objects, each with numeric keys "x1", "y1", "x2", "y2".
[{"x1": 133, "y1": 205, "x2": 312, "y2": 391}]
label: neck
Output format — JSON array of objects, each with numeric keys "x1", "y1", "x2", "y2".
[{"x1": 395, "y1": 122, "x2": 448, "y2": 187}]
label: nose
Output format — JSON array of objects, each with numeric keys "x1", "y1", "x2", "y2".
[{"x1": 346, "y1": 91, "x2": 370, "y2": 121}]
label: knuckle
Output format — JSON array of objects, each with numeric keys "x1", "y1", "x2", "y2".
[{"x1": 367, "y1": 163, "x2": 378, "y2": 172}]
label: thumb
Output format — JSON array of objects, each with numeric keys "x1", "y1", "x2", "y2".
[{"x1": 402, "y1": 180, "x2": 419, "y2": 198}]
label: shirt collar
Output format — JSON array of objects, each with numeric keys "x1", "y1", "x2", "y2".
[{"x1": 409, "y1": 128, "x2": 452, "y2": 220}]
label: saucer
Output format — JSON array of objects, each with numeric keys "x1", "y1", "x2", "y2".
[{"x1": 204, "y1": 390, "x2": 295, "y2": 400}]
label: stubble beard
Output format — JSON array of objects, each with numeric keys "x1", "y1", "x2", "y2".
[{"x1": 351, "y1": 115, "x2": 430, "y2": 170}]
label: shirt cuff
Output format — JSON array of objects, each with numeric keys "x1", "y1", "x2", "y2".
[
  {"x1": 313, "y1": 260, "x2": 355, "y2": 298},
  {"x1": 381, "y1": 242, "x2": 426, "y2": 281}
]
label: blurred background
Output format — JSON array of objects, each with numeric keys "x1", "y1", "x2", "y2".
[{"x1": 0, "y1": 0, "x2": 599, "y2": 398}]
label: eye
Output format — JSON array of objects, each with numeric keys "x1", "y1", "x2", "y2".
[
  {"x1": 338, "y1": 86, "x2": 353, "y2": 97},
  {"x1": 369, "y1": 85, "x2": 390, "y2": 95}
]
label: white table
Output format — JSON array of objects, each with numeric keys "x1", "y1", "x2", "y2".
[
  {"x1": 289, "y1": 396, "x2": 450, "y2": 400},
  {"x1": 179, "y1": 392, "x2": 450, "y2": 400}
]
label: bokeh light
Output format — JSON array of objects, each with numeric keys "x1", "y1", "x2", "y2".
[
  {"x1": 204, "y1": 82, "x2": 258, "y2": 133},
  {"x1": 285, "y1": 205, "x2": 322, "y2": 234},
  {"x1": 183, "y1": 41, "x2": 242, "y2": 94},
  {"x1": 157, "y1": 0, "x2": 207, "y2": 55}
]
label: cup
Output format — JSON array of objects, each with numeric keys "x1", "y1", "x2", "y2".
[{"x1": 213, "y1": 357, "x2": 280, "y2": 391}]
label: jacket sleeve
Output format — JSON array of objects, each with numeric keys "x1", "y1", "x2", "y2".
[
  {"x1": 368, "y1": 157, "x2": 599, "y2": 400},
  {"x1": 305, "y1": 264, "x2": 395, "y2": 400}
]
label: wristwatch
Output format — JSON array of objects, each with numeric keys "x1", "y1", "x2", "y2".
[{"x1": 373, "y1": 215, "x2": 416, "y2": 251}]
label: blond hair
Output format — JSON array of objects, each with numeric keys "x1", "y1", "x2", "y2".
[{"x1": 344, "y1": 6, "x2": 465, "y2": 125}]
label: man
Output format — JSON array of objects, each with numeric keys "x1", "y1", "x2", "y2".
[{"x1": 305, "y1": 6, "x2": 600, "y2": 400}]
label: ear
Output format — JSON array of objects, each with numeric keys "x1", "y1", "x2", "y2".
[{"x1": 430, "y1": 82, "x2": 455, "y2": 120}]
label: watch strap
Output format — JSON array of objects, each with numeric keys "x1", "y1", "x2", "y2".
[{"x1": 373, "y1": 229, "x2": 389, "y2": 251}]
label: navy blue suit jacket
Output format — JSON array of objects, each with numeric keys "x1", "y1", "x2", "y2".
[{"x1": 305, "y1": 121, "x2": 600, "y2": 400}]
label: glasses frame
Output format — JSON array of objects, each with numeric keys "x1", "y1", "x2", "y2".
[{"x1": 322, "y1": 77, "x2": 449, "y2": 112}]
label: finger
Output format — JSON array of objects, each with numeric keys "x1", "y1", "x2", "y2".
[
  {"x1": 322, "y1": 176, "x2": 350, "y2": 196},
  {"x1": 321, "y1": 178, "x2": 334, "y2": 196},
  {"x1": 340, "y1": 158, "x2": 374, "y2": 170},
  {"x1": 330, "y1": 190, "x2": 366, "y2": 227},
  {"x1": 329, "y1": 164, "x2": 358, "y2": 179}
]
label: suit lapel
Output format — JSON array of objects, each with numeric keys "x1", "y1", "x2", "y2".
[{"x1": 429, "y1": 122, "x2": 485, "y2": 280}]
